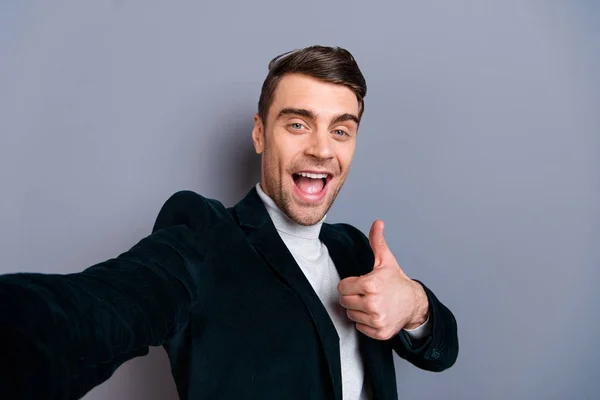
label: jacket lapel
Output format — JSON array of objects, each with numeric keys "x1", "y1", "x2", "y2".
[
  {"x1": 320, "y1": 224, "x2": 392, "y2": 400},
  {"x1": 232, "y1": 188, "x2": 342, "y2": 400}
]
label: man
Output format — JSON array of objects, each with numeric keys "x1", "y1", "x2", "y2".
[{"x1": 0, "y1": 45, "x2": 458, "y2": 399}]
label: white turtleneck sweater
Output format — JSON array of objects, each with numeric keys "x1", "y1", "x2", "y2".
[{"x1": 256, "y1": 183, "x2": 429, "y2": 400}]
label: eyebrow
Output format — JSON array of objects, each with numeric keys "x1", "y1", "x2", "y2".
[
  {"x1": 277, "y1": 108, "x2": 316, "y2": 120},
  {"x1": 277, "y1": 108, "x2": 360, "y2": 125},
  {"x1": 331, "y1": 113, "x2": 360, "y2": 126}
]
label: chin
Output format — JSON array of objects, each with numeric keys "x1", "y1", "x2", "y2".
[
  {"x1": 294, "y1": 212, "x2": 326, "y2": 226},
  {"x1": 285, "y1": 198, "x2": 332, "y2": 226}
]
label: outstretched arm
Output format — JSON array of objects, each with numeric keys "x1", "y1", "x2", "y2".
[{"x1": 0, "y1": 191, "x2": 210, "y2": 399}]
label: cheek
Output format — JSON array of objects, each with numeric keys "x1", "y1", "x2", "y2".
[
  {"x1": 337, "y1": 144, "x2": 356, "y2": 171},
  {"x1": 275, "y1": 140, "x2": 302, "y2": 171},
  {"x1": 263, "y1": 140, "x2": 290, "y2": 177}
]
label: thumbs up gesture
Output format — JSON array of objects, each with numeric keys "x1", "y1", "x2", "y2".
[{"x1": 337, "y1": 220, "x2": 430, "y2": 340}]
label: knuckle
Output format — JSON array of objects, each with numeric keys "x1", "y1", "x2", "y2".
[
  {"x1": 366, "y1": 276, "x2": 385, "y2": 293},
  {"x1": 371, "y1": 314, "x2": 386, "y2": 329},
  {"x1": 363, "y1": 278, "x2": 379, "y2": 294},
  {"x1": 364, "y1": 297, "x2": 379, "y2": 313},
  {"x1": 375, "y1": 328, "x2": 392, "y2": 340}
]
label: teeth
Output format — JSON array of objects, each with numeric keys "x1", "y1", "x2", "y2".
[{"x1": 297, "y1": 172, "x2": 328, "y2": 179}]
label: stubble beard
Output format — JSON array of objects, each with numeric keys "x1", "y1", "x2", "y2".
[{"x1": 260, "y1": 145, "x2": 346, "y2": 226}]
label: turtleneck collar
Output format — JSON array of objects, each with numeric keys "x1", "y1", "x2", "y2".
[{"x1": 255, "y1": 183, "x2": 325, "y2": 240}]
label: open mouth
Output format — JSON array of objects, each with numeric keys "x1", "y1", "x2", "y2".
[{"x1": 292, "y1": 171, "x2": 332, "y2": 197}]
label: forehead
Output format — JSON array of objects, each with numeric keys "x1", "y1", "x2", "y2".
[{"x1": 269, "y1": 73, "x2": 360, "y2": 120}]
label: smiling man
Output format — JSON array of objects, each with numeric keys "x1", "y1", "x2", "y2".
[{"x1": 0, "y1": 46, "x2": 458, "y2": 400}]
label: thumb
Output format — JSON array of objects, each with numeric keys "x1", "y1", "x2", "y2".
[{"x1": 369, "y1": 220, "x2": 391, "y2": 267}]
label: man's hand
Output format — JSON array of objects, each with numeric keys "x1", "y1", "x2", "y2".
[{"x1": 337, "y1": 220, "x2": 429, "y2": 340}]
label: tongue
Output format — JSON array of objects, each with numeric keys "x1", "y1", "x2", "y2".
[{"x1": 296, "y1": 176, "x2": 325, "y2": 194}]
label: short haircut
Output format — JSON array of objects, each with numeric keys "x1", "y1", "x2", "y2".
[{"x1": 257, "y1": 45, "x2": 367, "y2": 125}]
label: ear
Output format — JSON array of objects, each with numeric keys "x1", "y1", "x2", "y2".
[{"x1": 252, "y1": 114, "x2": 265, "y2": 154}]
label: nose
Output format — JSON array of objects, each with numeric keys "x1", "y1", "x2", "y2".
[{"x1": 304, "y1": 130, "x2": 334, "y2": 160}]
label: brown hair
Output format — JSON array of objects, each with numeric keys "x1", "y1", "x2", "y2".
[{"x1": 257, "y1": 45, "x2": 367, "y2": 125}]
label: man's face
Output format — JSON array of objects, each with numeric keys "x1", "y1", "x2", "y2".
[{"x1": 252, "y1": 73, "x2": 360, "y2": 226}]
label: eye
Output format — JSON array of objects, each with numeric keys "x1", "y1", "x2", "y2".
[
  {"x1": 333, "y1": 129, "x2": 348, "y2": 137},
  {"x1": 289, "y1": 123, "x2": 305, "y2": 130}
]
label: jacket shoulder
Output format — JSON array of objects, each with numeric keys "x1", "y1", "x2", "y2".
[
  {"x1": 324, "y1": 222, "x2": 375, "y2": 277},
  {"x1": 324, "y1": 222, "x2": 371, "y2": 249},
  {"x1": 152, "y1": 190, "x2": 228, "y2": 233}
]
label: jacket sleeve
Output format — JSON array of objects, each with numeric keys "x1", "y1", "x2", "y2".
[
  {"x1": 0, "y1": 191, "x2": 208, "y2": 399},
  {"x1": 391, "y1": 279, "x2": 459, "y2": 372}
]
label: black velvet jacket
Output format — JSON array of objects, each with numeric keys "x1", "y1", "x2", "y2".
[{"x1": 0, "y1": 188, "x2": 458, "y2": 399}]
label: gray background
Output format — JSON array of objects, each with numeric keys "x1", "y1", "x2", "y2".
[{"x1": 1, "y1": 1, "x2": 598, "y2": 399}]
